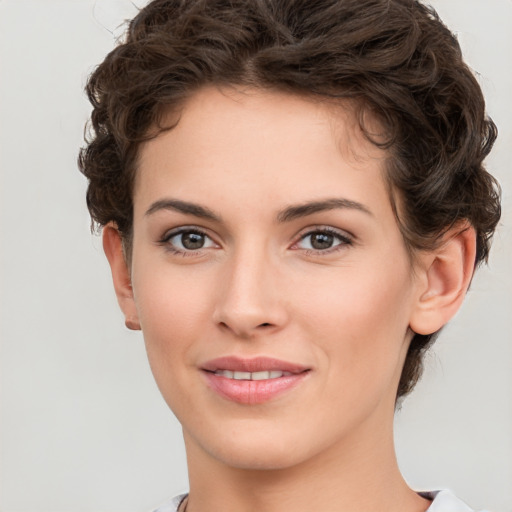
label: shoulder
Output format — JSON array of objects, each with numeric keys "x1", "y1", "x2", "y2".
[
  {"x1": 152, "y1": 494, "x2": 187, "y2": 512},
  {"x1": 421, "y1": 490, "x2": 489, "y2": 512}
]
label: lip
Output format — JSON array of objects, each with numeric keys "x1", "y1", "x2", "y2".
[
  {"x1": 201, "y1": 356, "x2": 309, "y2": 374},
  {"x1": 201, "y1": 356, "x2": 311, "y2": 405}
]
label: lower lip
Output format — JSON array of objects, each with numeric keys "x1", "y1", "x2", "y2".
[{"x1": 203, "y1": 371, "x2": 309, "y2": 405}]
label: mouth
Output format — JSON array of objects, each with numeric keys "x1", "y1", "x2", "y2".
[
  {"x1": 201, "y1": 356, "x2": 311, "y2": 404},
  {"x1": 212, "y1": 369, "x2": 293, "y2": 380}
]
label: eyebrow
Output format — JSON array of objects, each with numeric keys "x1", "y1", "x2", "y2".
[
  {"x1": 145, "y1": 199, "x2": 222, "y2": 222},
  {"x1": 144, "y1": 197, "x2": 372, "y2": 223},
  {"x1": 276, "y1": 198, "x2": 373, "y2": 223}
]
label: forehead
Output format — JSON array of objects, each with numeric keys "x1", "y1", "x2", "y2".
[
  {"x1": 142, "y1": 86, "x2": 385, "y2": 163},
  {"x1": 135, "y1": 86, "x2": 391, "y2": 221}
]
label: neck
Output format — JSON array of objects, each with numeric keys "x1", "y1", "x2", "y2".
[{"x1": 182, "y1": 404, "x2": 431, "y2": 512}]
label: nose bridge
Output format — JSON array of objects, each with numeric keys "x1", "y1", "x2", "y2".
[{"x1": 213, "y1": 239, "x2": 285, "y2": 337}]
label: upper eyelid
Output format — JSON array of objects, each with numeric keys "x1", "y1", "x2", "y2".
[
  {"x1": 159, "y1": 227, "x2": 218, "y2": 255},
  {"x1": 295, "y1": 225, "x2": 354, "y2": 241},
  {"x1": 158, "y1": 225, "x2": 354, "y2": 249},
  {"x1": 289, "y1": 227, "x2": 355, "y2": 254},
  {"x1": 161, "y1": 225, "x2": 212, "y2": 240}
]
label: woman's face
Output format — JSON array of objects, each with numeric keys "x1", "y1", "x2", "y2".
[{"x1": 128, "y1": 87, "x2": 422, "y2": 470}]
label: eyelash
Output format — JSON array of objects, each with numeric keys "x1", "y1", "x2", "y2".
[
  {"x1": 158, "y1": 227, "x2": 216, "y2": 257},
  {"x1": 294, "y1": 227, "x2": 354, "y2": 255},
  {"x1": 158, "y1": 226, "x2": 354, "y2": 257}
]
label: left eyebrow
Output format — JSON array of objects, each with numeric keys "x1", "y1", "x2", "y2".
[{"x1": 276, "y1": 198, "x2": 373, "y2": 223}]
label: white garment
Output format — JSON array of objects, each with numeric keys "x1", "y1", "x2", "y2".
[
  {"x1": 153, "y1": 493, "x2": 187, "y2": 512},
  {"x1": 420, "y1": 490, "x2": 487, "y2": 512},
  {"x1": 153, "y1": 489, "x2": 486, "y2": 512}
]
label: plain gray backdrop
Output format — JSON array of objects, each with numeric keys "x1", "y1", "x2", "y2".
[{"x1": 1, "y1": 0, "x2": 511, "y2": 511}]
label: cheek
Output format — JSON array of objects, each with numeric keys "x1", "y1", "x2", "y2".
[
  {"x1": 295, "y1": 259, "x2": 414, "y2": 387},
  {"x1": 299, "y1": 259, "x2": 412, "y2": 329},
  {"x1": 134, "y1": 261, "x2": 213, "y2": 334},
  {"x1": 131, "y1": 265, "x2": 214, "y2": 390}
]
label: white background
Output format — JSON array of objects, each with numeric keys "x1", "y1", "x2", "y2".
[{"x1": 0, "y1": 1, "x2": 511, "y2": 511}]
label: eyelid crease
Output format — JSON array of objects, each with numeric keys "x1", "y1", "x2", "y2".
[
  {"x1": 159, "y1": 226, "x2": 211, "y2": 243},
  {"x1": 295, "y1": 225, "x2": 355, "y2": 242},
  {"x1": 157, "y1": 225, "x2": 355, "y2": 258},
  {"x1": 157, "y1": 226, "x2": 219, "y2": 258},
  {"x1": 290, "y1": 226, "x2": 355, "y2": 254}
]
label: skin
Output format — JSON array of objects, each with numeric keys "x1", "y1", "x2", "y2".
[{"x1": 104, "y1": 86, "x2": 476, "y2": 512}]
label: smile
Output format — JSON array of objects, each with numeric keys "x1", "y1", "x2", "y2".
[
  {"x1": 202, "y1": 357, "x2": 310, "y2": 404},
  {"x1": 213, "y1": 370, "x2": 293, "y2": 380}
]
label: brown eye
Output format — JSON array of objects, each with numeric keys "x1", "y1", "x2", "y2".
[
  {"x1": 296, "y1": 229, "x2": 353, "y2": 252},
  {"x1": 310, "y1": 232, "x2": 334, "y2": 250},
  {"x1": 181, "y1": 232, "x2": 205, "y2": 249},
  {"x1": 163, "y1": 229, "x2": 217, "y2": 252}
]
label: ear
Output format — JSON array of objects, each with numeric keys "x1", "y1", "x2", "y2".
[
  {"x1": 409, "y1": 222, "x2": 477, "y2": 336},
  {"x1": 102, "y1": 224, "x2": 141, "y2": 331}
]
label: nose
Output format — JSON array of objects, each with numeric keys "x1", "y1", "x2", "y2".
[{"x1": 212, "y1": 246, "x2": 288, "y2": 339}]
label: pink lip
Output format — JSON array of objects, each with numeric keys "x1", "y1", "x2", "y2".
[
  {"x1": 201, "y1": 356, "x2": 309, "y2": 374},
  {"x1": 201, "y1": 356, "x2": 310, "y2": 405}
]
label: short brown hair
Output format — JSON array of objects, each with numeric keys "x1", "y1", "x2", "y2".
[{"x1": 79, "y1": 0, "x2": 501, "y2": 398}]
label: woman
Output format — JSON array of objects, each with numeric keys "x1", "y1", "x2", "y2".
[{"x1": 79, "y1": 1, "x2": 501, "y2": 510}]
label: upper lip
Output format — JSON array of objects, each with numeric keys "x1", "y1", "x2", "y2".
[{"x1": 201, "y1": 356, "x2": 310, "y2": 374}]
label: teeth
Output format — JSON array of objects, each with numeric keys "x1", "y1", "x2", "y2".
[
  {"x1": 214, "y1": 370, "x2": 291, "y2": 380},
  {"x1": 251, "y1": 371, "x2": 272, "y2": 381},
  {"x1": 234, "y1": 371, "x2": 251, "y2": 380}
]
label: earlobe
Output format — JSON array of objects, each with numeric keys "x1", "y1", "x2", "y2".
[
  {"x1": 102, "y1": 224, "x2": 141, "y2": 331},
  {"x1": 409, "y1": 223, "x2": 477, "y2": 336}
]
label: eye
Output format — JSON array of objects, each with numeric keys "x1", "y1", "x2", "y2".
[
  {"x1": 294, "y1": 228, "x2": 353, "y2": 252},
  {"x1": 161, "y1": 228, "x2": 217, "y2": 253}
]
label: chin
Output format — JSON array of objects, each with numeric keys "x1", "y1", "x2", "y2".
[
  {"x1": 211, "y1": 445, "x2": 305, "y2": 471},
  {"x1": 188, "y1": 423, "x2": 323, "y2": 472}
]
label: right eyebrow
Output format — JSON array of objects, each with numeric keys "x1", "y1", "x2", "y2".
[{"x1": 144, "y1": 199, "x2": 222, "y2": 222}]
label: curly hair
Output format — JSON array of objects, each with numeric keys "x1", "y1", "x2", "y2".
[{"x1": 78, "y1": 0, "x2": 501, "y2": 399}]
